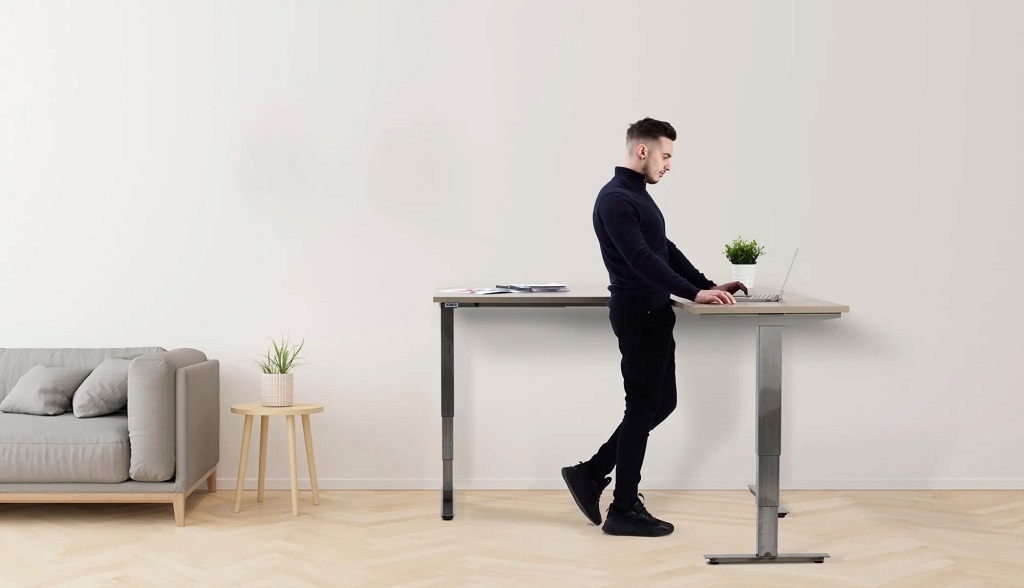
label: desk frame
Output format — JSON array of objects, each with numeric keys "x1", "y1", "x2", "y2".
[
  {"x1": 440, "y1": 298, "x2": 606, "y2": 521},
  {"x1": 692, "y1": 313, "x2": 838, "y2": 565},
  {"x1": 436, "y1": 291, "x2": 846, "y2": 566}
]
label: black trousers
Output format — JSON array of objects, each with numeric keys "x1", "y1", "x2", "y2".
[{"x1": 587, "y1": 301, "x2": 678, "y2": 509}]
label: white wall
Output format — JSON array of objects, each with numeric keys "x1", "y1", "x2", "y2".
[{"x1": 2, "y1": 1, "x2": 1021, "y2": 490}]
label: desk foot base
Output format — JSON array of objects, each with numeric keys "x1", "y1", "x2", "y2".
[
  {"x1": 705, "y1": 553, "x2": 829, "y2": 565},
  {"x1": 748, "y1": 484, "x2": 788, "y2": 517},
  {"x1": 441, "y1": 457, "x2": 454, "y2": 520}
]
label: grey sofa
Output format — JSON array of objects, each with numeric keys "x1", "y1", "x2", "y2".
[{"x1": 0, "y1": 347, "x2": 220, "y2": 526}]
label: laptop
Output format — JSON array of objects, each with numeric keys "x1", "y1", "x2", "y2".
[{"x1": 733, "y1": 249, "x2": 798, "y2": 302}]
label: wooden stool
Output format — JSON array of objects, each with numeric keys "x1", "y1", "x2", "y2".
[{"x1": 231, "y1": 403, "x2": 324, "y2": 516}]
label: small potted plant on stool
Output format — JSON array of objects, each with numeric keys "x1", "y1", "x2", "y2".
[{"x1": 256, "y1": 336, "x2": 305, "y2": 407}]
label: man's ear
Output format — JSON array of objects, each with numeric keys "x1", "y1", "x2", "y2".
[{"x1": 637, "y1": 143, "x2": 647, "y2": 159}]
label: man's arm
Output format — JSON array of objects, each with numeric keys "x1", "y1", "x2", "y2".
[
  {"x1": 597, "y1": 196, "x2": 701, "y2": 301},
  {"x1": 667, "y1": 239, "x2": 716, "y2": 290}
]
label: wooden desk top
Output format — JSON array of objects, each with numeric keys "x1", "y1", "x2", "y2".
[
  {"x1": 433, "y1": 288, "x2": 609, "y2": 305},
  {"x1": 675, "y1": 292, "x2": 849, "y2": 315},
  {"x1": 434, "y1": 288, "x2": 848, "y2": 315}
]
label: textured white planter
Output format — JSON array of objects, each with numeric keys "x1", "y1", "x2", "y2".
[
  {"x1": 731, "y1": 264, "x2": 757, "y2": 288},
  {"x1": 261, "y1": 373, "x2": 294, "y2": 407}
]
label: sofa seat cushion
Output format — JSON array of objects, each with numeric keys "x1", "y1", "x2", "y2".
[{"x1": 0, "y1": 412, "x2": 130, "y2": 483}]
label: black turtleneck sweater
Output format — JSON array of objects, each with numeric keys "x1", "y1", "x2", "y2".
[{"x1": 593, "y1": 167, "x2": 716, "y2": 309}]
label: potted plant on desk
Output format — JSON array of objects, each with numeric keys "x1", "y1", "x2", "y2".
[
  {"x1": 255, "y1": 336, "x2": 305, "y2": 407},
  {"x1": 724, "y1": 237, "x2": 766, "y2": 288}
]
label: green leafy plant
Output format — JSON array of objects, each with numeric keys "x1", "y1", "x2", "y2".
[
  {"x1": 255, "y1": 335, "x2": 305, "y2": 374},
  {"x1": 724, "y1": 237, "x2": 766, "y2": 265}
]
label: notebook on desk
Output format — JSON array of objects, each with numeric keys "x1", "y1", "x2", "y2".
[
  {"x1": 494, "y1": 283, "x2": 569, "y2": 293},
  {"x1": 733, "y1": 249, "x2": 798, "y2": 302}
]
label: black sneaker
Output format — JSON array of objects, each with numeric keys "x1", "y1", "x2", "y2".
[
  {"x1": 601, "y1": 494, "x2": 674, "y2": 537},
  {"x1": 560, "y1": 462, "x2": 612, "y2": 525}
]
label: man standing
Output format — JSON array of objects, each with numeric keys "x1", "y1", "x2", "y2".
[{"x1": 561, "y1": 118, "x2": 747, "y2": 537}]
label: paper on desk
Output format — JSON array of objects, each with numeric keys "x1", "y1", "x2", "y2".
[{"x1": 438, "y1": 288, "x2": 515, "y2": 295}]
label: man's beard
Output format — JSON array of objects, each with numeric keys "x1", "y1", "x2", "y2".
[{"x1": 643, "y1": 160, "x2": 659, "y2": 184}]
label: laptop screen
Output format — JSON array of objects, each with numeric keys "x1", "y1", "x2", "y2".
[{"x1": 777, "y1": 249, "x2": 799, "y2": 296}]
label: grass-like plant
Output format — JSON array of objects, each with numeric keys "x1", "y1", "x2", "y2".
[
  {"x1": 724, "y1": 237, "x2": 766, "y2": 265},
  {"x1": 255, "y1": 336, "x2": 305, "y2": 374}
]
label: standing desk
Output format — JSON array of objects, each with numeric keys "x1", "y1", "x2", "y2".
[
  {"x1": 433, "y1": 288, "x2": 848, "y2": 565},
  {"x1": 433, "y1": 289, "x2": 609, "y2": 522},
  {"x1": 675, "y1": 293, "x2": 849, "y2": 564}
]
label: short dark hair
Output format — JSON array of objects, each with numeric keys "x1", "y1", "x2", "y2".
[{"x1": 626, "y1": 117, "x2": 677, "y2": 144}]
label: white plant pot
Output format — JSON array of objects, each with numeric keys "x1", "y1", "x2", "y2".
[
  {"x1": 261, "y1": 373, "x2": 294, "y2": 407},
  {"x1": 731, "y1": 264, "x2": 757, "y2": 288}
]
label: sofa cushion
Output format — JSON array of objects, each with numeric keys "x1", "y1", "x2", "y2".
[
  {"x1": 0, "y1": 365, "x2": 93, "y2": 416},
  {"x1": 72, "y1": 357, "x2": 135, "y2": 418},
  {"x1": 128, "y1": 348, "x2": 208, "y2": 482},
  {"x1": 0, "y1": 348, "x2": 165, "y2": 403},
  {"x1": 0, "y1": 412, "x2": 130, "y2": 483}
]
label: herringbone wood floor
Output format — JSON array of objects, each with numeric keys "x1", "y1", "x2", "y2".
[{"x1": 1, "y1": 490, "x2": 1022, "y2": 587}]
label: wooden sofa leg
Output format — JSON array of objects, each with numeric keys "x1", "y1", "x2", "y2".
[
  {"x1": 173, "y1": 495, "x2": 186, "y2": 527},
  {"x1": 207, "y1": 469, "x2": 217, "y2": 493}
]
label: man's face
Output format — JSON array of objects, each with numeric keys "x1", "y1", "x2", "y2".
[{"x1": 641, "y1": 137, "x2": 673, "y2": 184}]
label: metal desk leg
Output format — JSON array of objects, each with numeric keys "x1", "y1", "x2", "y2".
[
  {"x1": 705, "y1": 325, "x2": 829, "y2": 565},
  {"x1": 748, "y1": 484, "x2": 788, "y2": 517},
  {"x1": 441, "y1": 303, "x2": 455, "y2": 520}
]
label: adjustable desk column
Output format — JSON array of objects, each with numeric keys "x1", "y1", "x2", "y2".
[
  {"x1": 676, "y1": 293, "x2": 849, "y2": 565},
  {"x1": 434, "y1": 289, "x2": 609, "y2": 520}
]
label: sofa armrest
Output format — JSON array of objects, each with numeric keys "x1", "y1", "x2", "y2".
[
  {"x1": 127, "y1": 348, "x2": 208, "y2": 481},
  {"x1": 174, "y1": 359, "x2": 220, "y2": 492}
]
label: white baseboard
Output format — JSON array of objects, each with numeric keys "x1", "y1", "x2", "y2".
[{"x1": 216, "y1": 477, "x2": 1024, "y2": 491}]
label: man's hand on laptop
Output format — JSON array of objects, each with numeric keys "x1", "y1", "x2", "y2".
[
  {"x1": 712, "y1": 281, "x2": 748, "y2": 296},
  {"x1": 696, "y1": 289, "x2": 737, "y2": 305}
]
